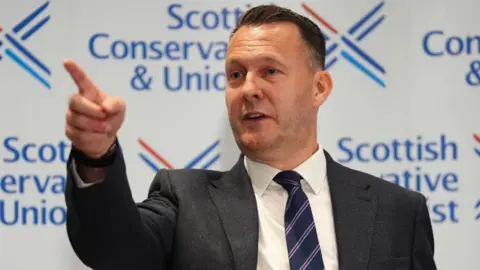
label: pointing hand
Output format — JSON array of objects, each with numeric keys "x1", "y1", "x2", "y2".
[{"x1": 64, "y1": 59, "x2": 126, "y2": 158}]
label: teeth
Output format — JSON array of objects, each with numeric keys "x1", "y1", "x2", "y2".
[{"x1": 247, "y1": 113, "x2": 264, "y2": 119}]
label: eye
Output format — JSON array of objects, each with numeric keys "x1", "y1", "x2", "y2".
[
  {"x1": 228, "y1": 69, "x2": 246, "y2": 80},
  {"x1": 266, "y1": 68, "x2": 278, "y2": 75},
  {"x1": 230, "y1": 71, "x2": 243, "y2": 79}
]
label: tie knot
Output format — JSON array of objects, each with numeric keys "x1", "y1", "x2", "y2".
[{"x1": 273, "y1": 170, "x2": 303, "y2": 191}]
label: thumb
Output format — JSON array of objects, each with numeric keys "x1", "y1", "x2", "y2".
[{"x1": 101, "y1": 97, "x2": 126, "y2": 115}]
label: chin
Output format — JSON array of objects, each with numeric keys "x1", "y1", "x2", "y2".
[{"x1": 237, "y1": 132, "x2": 275, "y2": 153}]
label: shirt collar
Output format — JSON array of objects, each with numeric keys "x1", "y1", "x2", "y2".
[{"x1": 244, "y1": 144, "x2": 327, "y2": 196}]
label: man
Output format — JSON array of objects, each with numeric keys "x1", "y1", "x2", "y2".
[{"x1": 63, "y1": 4, "x2": 436, "y2": 270}]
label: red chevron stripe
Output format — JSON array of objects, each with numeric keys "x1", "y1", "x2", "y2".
[
  {"x1": 301, "y1": 3, "x2": 338, "y2": 34},
  {"x1": 138, "y1": 138, "x2": 174, "y2": 169},
  {"x1": 474, "y1": 134, "x2": 480, "y2": 144}
]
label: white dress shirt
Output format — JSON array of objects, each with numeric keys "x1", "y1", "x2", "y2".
[
  {"x1": 245, "y1": 144, "x2": 338, "y2": 270},
  {"x1": 71, "y1": 159, "x2": 99, "y2": 188}
]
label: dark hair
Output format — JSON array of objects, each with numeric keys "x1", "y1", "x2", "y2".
[{"x1": 230, "y1": 4, "x2": 326, "y2": 69}]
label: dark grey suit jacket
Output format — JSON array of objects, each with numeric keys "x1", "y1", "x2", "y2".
[{"x1": 65, "y1": 144, "x2": 436, "y2": 270}]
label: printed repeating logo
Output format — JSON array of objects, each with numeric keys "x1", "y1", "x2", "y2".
[
  {"x1": 302, "y1": 1, "x2": 387, "y2": 88},
  {"x1": 0, "y1": 1, "x2": 51, "y2": 89},
  {"x1": 138, "y1": 138, "x2": 221, "y2": 171},
  {"x1": 474, "y1": 133, "x2": 480, "y2": 157}
]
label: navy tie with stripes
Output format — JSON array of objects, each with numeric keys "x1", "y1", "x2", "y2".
[{"x1": 274, "y1": 170, "x2": 325, "y2": 270}]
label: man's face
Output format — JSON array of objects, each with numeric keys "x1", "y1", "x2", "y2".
[{"x1": 225, "y1": 22, "x2": 330, "y2": 158}]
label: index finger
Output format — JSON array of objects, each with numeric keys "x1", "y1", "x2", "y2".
[{"x1": 63, "y1": 59, "x2": 102, "y2": 103}]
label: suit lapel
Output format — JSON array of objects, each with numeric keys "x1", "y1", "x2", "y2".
[
  {"x1": 324, "y1": 150, "x2": 378, "y2": 270},
  {"x1": 207, "y1": 155, "x2": 259, "y2": 270}
]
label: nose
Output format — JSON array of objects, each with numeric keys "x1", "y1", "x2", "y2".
[{"x1": 241, "y1": 72, "x2": 264, "y2": 102}]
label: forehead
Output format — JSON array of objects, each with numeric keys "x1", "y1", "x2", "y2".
[{"x1": 226, "y1": 22, "x2": 306, "y2": 63}]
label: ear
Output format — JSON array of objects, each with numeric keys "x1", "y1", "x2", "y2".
[{"x1": 312, "y1": 70, "x2": 333, "y2": 108}]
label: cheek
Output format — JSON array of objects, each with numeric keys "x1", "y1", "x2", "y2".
[
  {"x1": 225, "y1": 93, "x2": 240, "y2": 115},
  {"x1": 280, "y1": 91, "x2": 309, "y2": 124}
]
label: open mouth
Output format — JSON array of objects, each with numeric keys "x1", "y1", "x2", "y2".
[{"x1": 243, "y1": 113, "x2": 268, "y2": 121}]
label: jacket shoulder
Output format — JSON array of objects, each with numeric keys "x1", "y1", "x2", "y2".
[
  {"x1": 338, "y1": 162, "x2": 425, "y2": 203},
  {"x1": 148, "y1": 168, "x2": 226, "y2": 192}
]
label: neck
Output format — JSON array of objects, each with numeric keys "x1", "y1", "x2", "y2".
[{"x1": 245, "y1": 135, "x2": 319, "y2": 171}]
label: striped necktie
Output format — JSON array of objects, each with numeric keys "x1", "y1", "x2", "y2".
[{"x1": 274, "y1": 170, "x2": 325, "y2": 270}]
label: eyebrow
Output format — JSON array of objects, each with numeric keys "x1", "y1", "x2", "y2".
[
  {"x1": 226, "y1": 54, "x2": 289, "y2": 70},
  {"x1": 262, "y1": 55, "x2": 288, "y2": 69}
]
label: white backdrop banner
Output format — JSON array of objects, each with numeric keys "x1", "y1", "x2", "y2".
[{"x1": 0, "y1": 0, "x2": 478, "y2": 269}]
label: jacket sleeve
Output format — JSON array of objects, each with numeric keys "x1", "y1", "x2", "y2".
[
  {"x1": 411, "y1": 194, "x2": 437, "y2": 270},
  {"x1": 64, "y1": 143, "x2": 177, "y2": 270}
]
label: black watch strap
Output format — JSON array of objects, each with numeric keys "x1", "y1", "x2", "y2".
[{"x1": 72, "y1": 140, "x2": 118, "y2": 168}]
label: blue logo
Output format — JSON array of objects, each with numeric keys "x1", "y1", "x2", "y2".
[
  {"x1": 302, "y1": 1, "x2": 387, "y2": 88},
  {"x1": 138, "y1": 138, "x2": 221, "y2": 171},
  {"x1": 0, "y1": 1, "x2": 51, "y2": 89},
  {"x1": 423, "y1": 30, "x2": 480, "y2": 87},
  {"x1": 335, "y1": 134, "x2": 463, "y2": 224},
  {"x1": 88, "y1": 3, "x2": 251, "y2": 93},
  {"x1": 1, "y1": 136, "x2": 68, "y2": 226}
]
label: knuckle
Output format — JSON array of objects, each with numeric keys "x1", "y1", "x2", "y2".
[
  {"x1": 66, "y1": 110, "x2": 76, "y2": 123},
  {"x1": 65, "y1": 126, "x2": 78, "y2": 141},
  {"x1": 68, "y1": 94, "x2": 78, "y2": 107},
  {"x1": 68, "y1": 112, "x2": 79, "y2": 126},
  {"x1": 65, "y1": 127, "x2": 72, "y2": 138},
  {"x1": 82, "y1": 115, "x2": 97, "y2": 126},
  {"x1": 68, "y1": 95, "x2": 74, "y2": 106}
]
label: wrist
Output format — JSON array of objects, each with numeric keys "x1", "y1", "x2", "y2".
[{"x1": 72, "y1": 139, "x2": 118, "y2": 168}]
